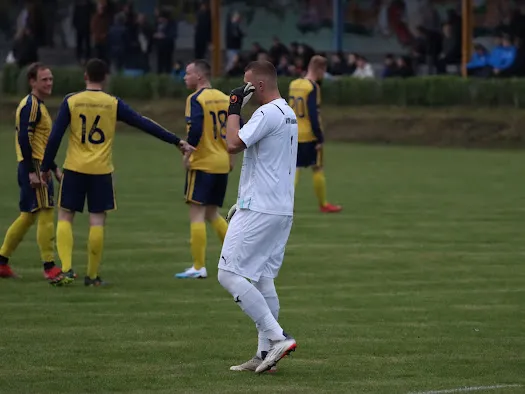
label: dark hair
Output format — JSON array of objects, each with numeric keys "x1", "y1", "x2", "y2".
[
  {"x1": 85, "y1": 58, "x2": 108, "y2": 83},
  {"x1": 192, "y1": 59, "x2": 211, "y2": 78},
  {"x1": 27, "y1": 62, "x2": 48, "y2": 81},
  {"x1": 245, "y1": 60, "x2": 277, "y2": 79}
]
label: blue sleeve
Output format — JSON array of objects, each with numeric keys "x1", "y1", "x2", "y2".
[
  {"x1": 17, "y1": 98, "x2": 38, "y2": 172},
  {"x1": 500, "y1": 48, "x2": 516, "y2": 70},
  {"x1": 187, "y1": 97, "x2": 204, "y2": 147},
  {"x1": 41, "y1": 98, "x2": 71, "y2": 172},
  {"x1": 117, "y1": 99, "x2": 181, "y2": 145},
  {"x1": 467, "y1": 53, "x2": 483, "y2": 69},
  {"x1": 307, "y1": 86, "x2": 324, "y2": 143},
  {"x1": 489, "y1": 48, "x2": 503, "y2": 68}
]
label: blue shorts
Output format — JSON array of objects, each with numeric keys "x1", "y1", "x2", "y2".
[
  {"x1": 18, "y1": 160, "x2": 54, "y2": 213},
  {"x1": 184, "y1": 170, "x2": 228, "y2": 207},
  {"x1": 59, "y1": 169, "x2": 116, "y2": 213},
  {"x1": 297, "y1": 142, "x2": 323, "y2": 168}
]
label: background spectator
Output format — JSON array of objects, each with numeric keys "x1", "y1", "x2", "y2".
[
  {"x1": 194, "y1": 1, "x2": 211, "y2": 59},
  {"x1": 328, "y1": 52, "x2": 345, "y2": 76},
  {"x1": 352, "y1": 55, "x2": 374, "y2": 79},
  {"x1": 73, "y1": 0, "x2": 94, "y2": 64},
  {"x1": 91, "y1": 1, "x2": 111, "y2": 65},
  {"x1": 154, "y1": 8, "x2": 177, "y2": 74},
  {"x1": 394, "y1": 56, "x2": 415, "y2": 78},
  {"x1": 108, "y1": 12, "x2": 126, "y2": 73},
  {"x1": 382, "y1": 54, "x2": 397, "y2": 78},
  {"x1": 248, "y1": 42, "x2": 266, "y2": 62},
  {"x1": 226, "y1": 53, "x2": 245, "y2": 77},
  {"x1": 467, "y1": 43, "x2": 490, "y2": 77},
  {"x1": 12, "y1": 27, "x2": 38, "y2": 68},
  {"x1": 345, "y1": 52, "x2": 357, "y2": 75},
  {"x1": 225, "y1": 11, "x2": 243, "y2": 71},
  {"x1": 437, "y1": 22, "x2": 461, "y2": 74},
  {"x1": 269, "y1": 36, "x2": 288, "y2": 66},
  {"x1": 276, "y1": 55, "x2": 291, "y2": 76},
  {"x1": 171, "y1": 60, "x2": 185, "y2": 82},
  {"x1": 489, "y1": 33, "x2": 516, "y2": 77}
]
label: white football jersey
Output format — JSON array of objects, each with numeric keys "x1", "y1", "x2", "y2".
[{"x1": 237, "y1": 98, "x2": 298, "y2": 216}]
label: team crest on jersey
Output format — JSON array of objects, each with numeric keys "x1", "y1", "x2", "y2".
[{"x1": 230, "y1": 95, "x2": 238, "y2": 104}]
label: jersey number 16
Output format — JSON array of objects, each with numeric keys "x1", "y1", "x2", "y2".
[{"x1": 80, "y1": 114, "x2": 106, "y2": 144}]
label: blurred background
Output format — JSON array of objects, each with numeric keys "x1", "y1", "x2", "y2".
[{"x1": 1, "y1": 0, "x2": 525, "y2": 80}]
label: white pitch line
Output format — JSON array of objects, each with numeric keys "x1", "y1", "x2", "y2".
[{"x1": 409, "y1": 384, "x2": 522, "y2": 394}]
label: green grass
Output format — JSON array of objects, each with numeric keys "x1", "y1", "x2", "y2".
[{"x1": 0, "y1": 127, "x2": 524, "y2": 394}]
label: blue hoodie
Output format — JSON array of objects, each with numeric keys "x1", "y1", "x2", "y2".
[
  {"x1": 467, "y1": 52, "x2": 488, "y2": 69},
  {"x1": 489, "y1": 45, "x2": 517, "y2": 70}
]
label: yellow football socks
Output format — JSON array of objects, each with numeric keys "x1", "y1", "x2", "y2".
[
  {"x1": 87, "y1": 226, "x2": 104, "y2": 280},
  {"x1": 190, "y1": 222, "x2": 206, "y2": 270},
  {"x1": 0, "y1": 212, "x2": 35, "y2": 258},
  {"x1": 312, "y1": 170, "x2": 328, "y2": 207},
  {"x1": 210, "y1": 216, "x2": 228, "y2": 243},
  {"x1": 36, "y1": 208, "x2": 55, "y2": 263},
  {"x1": 57, "y1": 220, "x2": 73, "y2": 272}
]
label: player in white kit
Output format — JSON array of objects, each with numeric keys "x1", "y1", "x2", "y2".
[{"x1": 218, "y1": 60, "x2": 299, "y2": 374}]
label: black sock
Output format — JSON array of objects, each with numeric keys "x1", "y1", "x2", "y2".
[
  {"x1": 0, "y1": 255, "x2": 8, "y2": 265},
  {"x1": 43, "y1": 261, "x2": 55, "y2": 271},
  {"x1": 261, "y1": 351, "x2": 268, "y2": 360}
]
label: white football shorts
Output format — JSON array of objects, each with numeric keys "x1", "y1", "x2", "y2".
[{"x1": 218, "y1": 209, "x2": 293, "y2": 282}]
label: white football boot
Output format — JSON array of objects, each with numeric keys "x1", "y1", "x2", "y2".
[
  {"x1": 230, "y1": 356, "x2": 277, "y2": 373},
  {"x1": 174, "y1": 266, "x2": 208, "y2": 279},
  {"x1": 255, "y1": 338, "x2": 297, "y2": 374}
]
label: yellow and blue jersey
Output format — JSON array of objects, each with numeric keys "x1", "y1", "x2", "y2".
[
  {"x1": 15, "y1": 94, "x2": 56, "y2": 172},
  {"x1": 288, "y1": 78, "x2": 324, "y2": 143},
  {"x1": 41, "y1": 90, "x2": 181, "y2": 174},
  {"x1": 185, "y1": 88, "x2": 230, "y2": 174}
]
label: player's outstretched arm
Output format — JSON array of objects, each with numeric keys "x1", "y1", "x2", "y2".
[
  {"x1": 41, "y1": 98, "x2": 70, "y2": 174},
  {"x1": 307, "y1": 86, "x2": 324, "y2": 145},
  {"x1": 117, "y1": 99, "x2": 194, "y2": 154}
]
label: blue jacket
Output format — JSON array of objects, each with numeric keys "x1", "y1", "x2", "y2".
[
  {"x1": 489, "y1": 45, "x2": 517, "y2": 70},
  {"x1": 467, "y1": 52, "x2": 488, "y2": 69}
]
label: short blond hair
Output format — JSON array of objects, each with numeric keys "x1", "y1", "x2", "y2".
[{"x1": 308, "y1": 55, "x2": 328, "y2": 71}]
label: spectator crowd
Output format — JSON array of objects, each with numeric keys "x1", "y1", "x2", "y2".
[{"x1": 6, "y1": 1, "x2": 525, "y2": 81}]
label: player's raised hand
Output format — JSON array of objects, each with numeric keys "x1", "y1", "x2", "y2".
[
  {"x1": 178, "y1": 140, "x2": 196, "y2": 155},
  {"x1": 228, "y1": 83, "x2": 255, "y2": 116},
  {"x1": 29, "y1": 172, "x2": 42, "y2": 188}
]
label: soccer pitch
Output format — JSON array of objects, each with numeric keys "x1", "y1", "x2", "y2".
[{"x1": 0, "y1": 127, "x2": 524, "y2": 394}]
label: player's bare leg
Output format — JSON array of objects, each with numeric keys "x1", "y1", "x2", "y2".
[
  {"x1": 218, "y1": 269, "x2": 296, "y2": 374},
  {"x1": 175, "y1": 204, "x2": 208, "y2": 279},
  {"x1": 57, "y1": 208, "x2": 77, "y2": 281},
  {"x1": 84, "y1": 212, "x2": 107, "y2": 286},
  {"x1": 312, "y1": 165, "x2": 342, "y2": 213}
]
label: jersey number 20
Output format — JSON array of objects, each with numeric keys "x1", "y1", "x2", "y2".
[
  {"x1": 289, "y1": 96, "x2": 305, "y2": 118},
  {"x1": 80, "y1": 114, "x2": 105, "y2": 144}
]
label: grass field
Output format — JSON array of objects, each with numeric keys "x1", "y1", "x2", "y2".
[{"x1": 0, "y1": 125, "x2": 524, "y2": 394}]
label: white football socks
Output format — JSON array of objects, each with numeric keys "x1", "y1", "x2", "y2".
[
  {"x1": 218, "y1": 269, "x2": 285, "y2": 342},
  {"x1": 254, "y1": 277, "x2": 280, "y2": 358}
]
